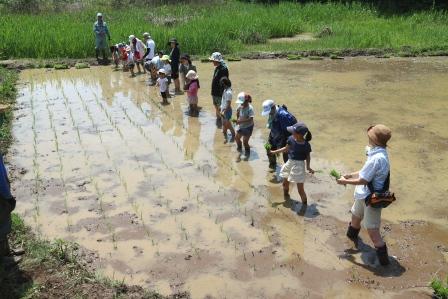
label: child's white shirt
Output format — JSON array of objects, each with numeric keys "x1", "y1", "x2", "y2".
[
  {"x1": 164, "y1": 63, "x2": 172, "y2": 76},
  {"x1": 157, "y1": 77, "x2": 169, "y2": 93}
]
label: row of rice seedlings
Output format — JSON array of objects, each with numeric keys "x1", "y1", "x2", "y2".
[
  {"x1": 29, "y1": 93, "x2": 41, "y2": 234},
  {"x1": 60, "y1": 85, "x2": 119, "y2": 249},
  {"x1": 70, "y1": 84, "x2": 157, "y2": 246},
  {"x1": 44, "y1": 95, "x2": 71, "y2": 230}
]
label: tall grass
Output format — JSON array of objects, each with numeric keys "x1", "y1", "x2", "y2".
[{"x1": 1, "y1": 2, "x2": 447, "y2": 59}]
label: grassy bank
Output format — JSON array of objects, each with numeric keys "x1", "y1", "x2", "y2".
[
  {"x1": 1, "y1": 2, "x2": 448, "y2": 59},
  {"x1": 0, "y1": 67, "x2": 18, "y2": 154},
  {"x1": 1, "y1": 213, "x2": 188, "y2": 298}
]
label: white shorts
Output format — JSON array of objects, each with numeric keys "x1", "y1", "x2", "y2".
[
  {"x1": 279, "y1": 159, "x2": 305, "y2": 183},
  {"x1": 351, "y1": 199, "x2": 382, "y2": 229}
]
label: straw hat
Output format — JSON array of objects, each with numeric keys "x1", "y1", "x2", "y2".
[
  {"x1": 367, "y1": 124, "x2": 391, "y2": 147},
  {"x1": 161, "y1": 55, "x2": 171, "y2": 62}
]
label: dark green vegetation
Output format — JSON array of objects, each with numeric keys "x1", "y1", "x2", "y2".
[
  {"x1": 431, "y1": 276, "x2": 448, "y2": 299},
  {"x1": 0, "y1": 67, "x2": 18, "y2": 154},
  {"x1": 0, "y1": 213, "x2": 189, "y2": 298},
  {"x1": 1, "y1": 1, "x2": 448, "y2": 59}
]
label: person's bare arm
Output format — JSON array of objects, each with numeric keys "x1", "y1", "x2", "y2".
[
  {"x1": 270, "y1": 145, "x2": 288, "y2": 155},
  {"x1": 337, "y1": 175, "x2": 368, "y2": 186},
  {"x1": 306, "y1": 153, "x2": 314, "y2": 174}
]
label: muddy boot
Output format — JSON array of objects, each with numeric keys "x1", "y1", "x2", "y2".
[
  {"x1": 376, "y1": 244, "x2": 390, "y2": 266},
  {"x1": 346, "y1": 223, "x2": 360, "y2": 247},
  {"x1": 268, "y1": 152, "x2": 277, "y2": 169},
  {"x1": 95, "y1": 49, "x2": 100, "y2": 62},
  {"x1": 101, "y1": 49, "x2": 107, "y2": 62},
  {"x1": 0, "y1": 238, "x2": 10, "y2": 256}
]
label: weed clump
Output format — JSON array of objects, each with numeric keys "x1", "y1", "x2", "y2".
[
  {"x1": 75, "y1": 62, "x2": 89, "y2": 69},
  {"x1": 431, "y1": 276, "x2": 448, "y2": 299},
  {"x1": 54, "y1": 63, "x2": 69, "y2": 70}
]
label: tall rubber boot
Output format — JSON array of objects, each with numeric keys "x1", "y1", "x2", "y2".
[
  {"x1": 376, "y1": 244, "x2": 390, "y2": 266},
  {"x1": 346, "y1": 222, "x2": 360, "y2": 246},
  {"x1": 95, "y1": 49, "x2": 100, "y2": 62},
  {"x1": 268, "y1": 153, "x2": 276, "y2": 170},
  {"x1": 101, "y1": 49, "x2": 107, "y2": 62}
]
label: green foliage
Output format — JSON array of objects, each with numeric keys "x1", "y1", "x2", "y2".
[
  {"x1": 329, "y1": 169, "x2": 341, "y2": 179},
  {"x1": 2, "y1": 2, "x2": 446, "y2": 59},
  {"x1": 0, "y1": 67, "x2": 18, "y2": 154},
  {"x1": 431, "y1": 276, "x2": 448, "y2": 299}
]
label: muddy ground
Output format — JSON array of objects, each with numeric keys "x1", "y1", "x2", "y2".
[{"x1": 7, "y1": 57, "x2": 448, "y2": 298}]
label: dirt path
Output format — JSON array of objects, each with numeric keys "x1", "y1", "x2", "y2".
[{"x1": 8, "y1": 58, "x2": 448, "y2": 298}]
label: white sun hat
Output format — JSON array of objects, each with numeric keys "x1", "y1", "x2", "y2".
[
  {"x1": 97, "y1": 12, "x2": 103, "y2": 17},
  {"x1": 129, "y1": 35, "x2": 136, "y2": 42},
  {"x1": 143, "y1": 32, "x2": 151, "y2": 39},
  {"x1": 186, "y1": 70, "x2": 198, "y2": 80},
  {"x1": 209, "y1": 52, "x2": 223, "y2": 62},
  {"x1": 236, "y1": 92, "x2": 251, "y2": 104},
  {"x1": 261, "y1": 99, "x2": 275, "y2": 116},
  {"x1": 158, "y1": 68, "x2": 166, "y2": 74}
]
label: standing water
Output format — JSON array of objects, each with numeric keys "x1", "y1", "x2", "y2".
[{"x1": 10, "y1": 57, "x2": 448, "y2": 298}]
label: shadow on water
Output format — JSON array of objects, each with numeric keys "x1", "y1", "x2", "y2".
[
  {"x1": 339, "y1": 239, "x2": 406, "y2": 278},
  {"x1": 272, "y1": 195, "x2": 320, "y2": 218}
]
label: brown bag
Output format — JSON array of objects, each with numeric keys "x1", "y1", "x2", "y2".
[{"x1": 365, "y1": 173, "x2": 396, "y2": 208}]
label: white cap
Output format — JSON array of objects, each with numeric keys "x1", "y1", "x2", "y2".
[
  {"x1": 209, "y1": 52, "x2": 223, "y2": 62},
  {"x1": 158, "y1": 68, "x2": 166, "y2": 74},
  {"x1": 143, "y1": 32, "x2": 151, "y2": 39},
  {"x1": 129, "y1": 35, "x2": 135, "y2": 42},
  {"x1": 186, "y1": 70, "x2": 198, "y2": 80},
  {"x1": 261, "y1": 99, "x2": 275, "y2": 116},
  {"x1": 236, "y1": 92, "x2": 251, "y2": 104},
  {"x1": 97, "y1": 13, "x2": 103, "y2": 17}
]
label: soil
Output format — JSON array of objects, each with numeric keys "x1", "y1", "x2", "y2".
[{"x1": 6, "y1": 57, "x2": 448, "y2": 298}]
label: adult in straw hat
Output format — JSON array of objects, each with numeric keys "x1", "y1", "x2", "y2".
[
  {"x1": 93, "y1": 12, "x2": 111, "y2": 63},
  {"x1": 337, "y1": 124, "x2": 392, "y2": 266}
]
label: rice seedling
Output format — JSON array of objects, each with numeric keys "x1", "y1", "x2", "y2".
[{"x1": 329, "y1": 169, "x2": 342, "y2": 179}]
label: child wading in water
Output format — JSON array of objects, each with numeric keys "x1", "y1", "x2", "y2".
[
  {"x1": 220, "y1": 77, "x2": 235, "y2": 143},
  {"x1": 156, "y1": 69, "x2": 169, "y2": 105},
  {"x1": 125, "y1": 46, "x2": 135, "y2": 77},
  {"x1": 270, "y1": 122, "x2": 314, "y2": 205},
  {"x1": 185, "y1": 70, "x2": 200, "y2": 116},
  {"x1": 235, "y1": 92, "x2": 254, "y2": 160}
]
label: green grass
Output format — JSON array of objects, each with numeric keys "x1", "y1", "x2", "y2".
[
  {"x1": 431, "y1": 276, "x2": 448, "y2": 299},
  {"x1": 0, "y1": 67, "x2": 18, "y2": 154},
  {"x1": 1, "y1": 2, "x2": 448, "y2": 59}
]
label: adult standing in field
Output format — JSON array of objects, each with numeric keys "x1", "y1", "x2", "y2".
[
  {"x1": 336, "y1": 124, "x2": 392, "y2": 266},
  {"x1": 143, "y1": 32, "x2": 156, "y2": 66},
  {"x1": 93, "y1": 13, "x2": 111, "y2": 63},
  {"x1": 129, "y1": 35, "x2": 146, "y2": 74},
  {"x1": 168, "y1": 38, "x2": 181, "y2": 94},
  {"x1": 0, "y1": 155, "x2": 16, "y2": 258},
  {"x1": 261, "y1": 99, "x2": 297, "y2": 171},
  {"x1": 210, "y1": 52, "x2": 229, "y2": 127}
]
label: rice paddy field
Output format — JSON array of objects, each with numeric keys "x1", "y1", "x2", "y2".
[
  {"x1": 8, "y1": 57, "x2": 448, "y2": 298},
  {"x1": 1, "y1": 1, "x2": 448, "y2": 59}
]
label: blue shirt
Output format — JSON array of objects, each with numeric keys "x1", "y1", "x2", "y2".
[
  {"x1": 0, "y1": 155, "x2": 12, "y2": 199},
  {"x1": 269, "y1": 106, "x2": 297, "y2": 148},
  {"x1": 286, "y1": 136, "x2": 311, "y2": 161}
]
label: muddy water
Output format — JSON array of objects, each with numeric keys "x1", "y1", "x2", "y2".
[{"x1": 10, "y1": 57, "x2": 448, "y2": 298}]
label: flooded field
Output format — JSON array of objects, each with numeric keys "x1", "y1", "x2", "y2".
[{"x1": 9, "y1": 57, "x2": 448, "y2": 298}]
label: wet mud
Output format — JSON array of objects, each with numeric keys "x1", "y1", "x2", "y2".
[{"x1": 8, "y1": 57, "x2": 448, "y2": 298}]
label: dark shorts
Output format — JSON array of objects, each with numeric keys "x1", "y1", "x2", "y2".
[
  {"x1": 171, "y1": 72, "x2": 179, "y2": 79},
  {"x1": 161, "y1": 91, "x2": 168, "y2": 99},
  {"x1": 238, "y1": 125, "x2": 254, "y2": 137},
  {"x1": 0, "y1": 201, "x2": 12, "y2": 237},
  {"x1": 222, "y1": 108, "x2": 232, "y2": 121},
  {"x1": 213, "y1": 96, "x2": 222, "y2": 107}
]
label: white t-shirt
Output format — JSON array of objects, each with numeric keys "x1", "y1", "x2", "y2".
[
  {"x1": 163, "y1": 63, "x2": 172, "y2": 76},
  {"x1": 145, "y1": 39, "x2": 155, "y2": 60},
  {"x1": 220, "y1": 88, "x2": 232, "y2": 111},
  {"x1": 157, "y1": 77, "x2": 168, "y2": 93},
  {"x1": 354, "y1": 146, "x2": 390, "y2": 200},
  {"x1": 127, "y1": 52, "x2": 134, "y2": 64}
]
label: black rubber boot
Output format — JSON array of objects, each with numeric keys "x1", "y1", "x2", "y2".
[
  {"x1": 376, "y1": 244, "x2": 390, "y2": 266},
  {"x1": 268, "y1": 154, "x2": 277, "y2": 170},
  {"x1": 346, "y1": 223, "x2": 360, "y2": 246}
]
